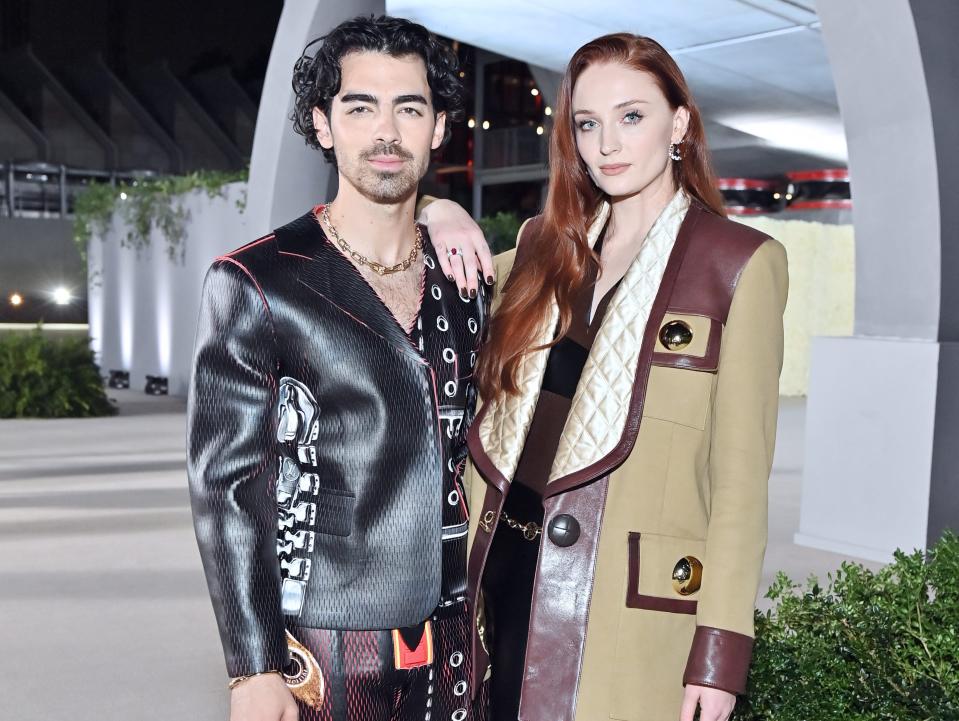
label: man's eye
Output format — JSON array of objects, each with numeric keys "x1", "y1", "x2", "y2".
[
  {"x1": 400, "y1": 107, "x2": 423, "y2": 116},
  {"x1": 347, "y1": 107, "x2": 370, "y2": 114}
]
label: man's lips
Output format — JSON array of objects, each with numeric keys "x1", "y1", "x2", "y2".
[
  {"x1": 367, "y1": 156, "x2": 406, "y2": 169},
  {"x1": 599, "y1": 163, "x2": 631, "y2": 176}
]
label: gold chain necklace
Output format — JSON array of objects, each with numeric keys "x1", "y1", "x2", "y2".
[{"x1": 320, "y1": 205, "x2": 422, "y2": 276}]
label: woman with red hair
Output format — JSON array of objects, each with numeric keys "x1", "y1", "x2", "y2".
[{"x1": 458, "y1": 33, "x2": 788, "y2": 721}]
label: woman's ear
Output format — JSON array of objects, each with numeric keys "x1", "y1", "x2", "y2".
[{"x1": 672, "y1": 106, "x2": 691, "y2": 144}]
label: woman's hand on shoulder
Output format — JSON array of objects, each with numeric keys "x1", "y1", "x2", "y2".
[
  {"x1": 680, "y1": 684, "x2": 735, "y2": 721},
  {"x1": 420, "y1": 198, "x2": 494, "y2": 298}
]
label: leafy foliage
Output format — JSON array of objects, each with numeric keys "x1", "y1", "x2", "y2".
[
  {"x1": 478, "y1": 211, "x2": 524, "y2": 255},
  {"x1": 0, "y1": 328, "x2": 116, "y2": 418},
  {"x1": 73, "y1": 169, "x2": 248, "y2": 264},
  {"x1": 734, "y1": 532, "x2": 959, "y2": 721}
]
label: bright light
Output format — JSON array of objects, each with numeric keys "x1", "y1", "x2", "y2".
[
  {"x1": 52, "y1": 287, "x2": 71, "y2": 305},
  {"x1": 468, "y1": 118, "x2": 475, "y2": 129},
  {"x1": 716, "y1": 113, "x2": 848, "y2": 162},
  {"x1": 119, "y1": 192, "x2": 128, "y2": 200},
  {"x1": 530, "y1": 88, "x2": 539, "y2": 97},
  {"x1": 773, "y1": 192, "x2": 781, "y2": 199},
  {"x1": 786, "y1": 193, "x2": 794, "y2": 200},
  {"x1": 9, "y1": 293, "x2": 22, "y2": 306},
  {"x1": 536, "y1": 126, "x2": 544, "y2": 136},
  {"x1": 482, "y1": 120, "x2": 490, "y2": 130},
  {"x1": 458, "y1": 71, "x2": 465, "y2": 78},
  {"x1": 544, "y1": 106, "x2": 552, "y2": 116}
]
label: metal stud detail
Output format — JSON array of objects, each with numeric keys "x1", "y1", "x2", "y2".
[
  {"x1": 659, "y1": 319, "x2": 693, "y2": 351},
  {"x1": 672, "y1": 555, "x2": 703, "y2": 596}
]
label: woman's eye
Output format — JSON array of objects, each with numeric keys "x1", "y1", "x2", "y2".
[
  {"x1": 623, "y1": 111, "x2": 643, "y2": 124},
  {"x1": 577, "y1": 119, "x2": 598, "y2": 131}
]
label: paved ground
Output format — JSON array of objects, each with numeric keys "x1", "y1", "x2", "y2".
[{"x1": 0, "y1": 392, "x2": 881, "y2": 720}]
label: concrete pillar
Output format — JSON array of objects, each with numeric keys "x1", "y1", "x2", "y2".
[
  {"x1": 798, "y1": 0, "x2": 959, "y2": 561},
  {"x1": 245, "y1": 0, "x2": 385, "y2": 237}
]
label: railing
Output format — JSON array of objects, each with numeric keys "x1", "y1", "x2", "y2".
[{"x1": 0, "y1": 162, "x2": 159, "y2": 219}]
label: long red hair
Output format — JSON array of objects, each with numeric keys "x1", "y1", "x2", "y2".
[{"x1": 476, "y1": 33, "x2": 726, "y2": 401}]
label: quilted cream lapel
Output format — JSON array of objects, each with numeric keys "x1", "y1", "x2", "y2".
[
  {"x1": 547, "y1": 191, "x2": 690, "y2": 483},
  {"x1": 476, "y1": 202, "x2": 612, "y2": 486}
]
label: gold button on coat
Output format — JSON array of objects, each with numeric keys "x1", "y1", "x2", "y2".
[
  {"x1": 659, "y1": 320, "x2": 693, "y2": 351},
  {"x1": 671, "y1": 555, "x2": 703, "y2": 595}
]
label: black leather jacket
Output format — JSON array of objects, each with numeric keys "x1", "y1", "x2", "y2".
[{"x1": 187, "y1": 211, "x2": 488, "y2": 677}]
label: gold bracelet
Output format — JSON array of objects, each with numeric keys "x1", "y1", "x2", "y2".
[{"x1": 229, "y1": 669, "x2": 282, "y2": 690}]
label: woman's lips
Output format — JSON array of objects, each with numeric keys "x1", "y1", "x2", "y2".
[{"x1": 599, "y1": 163, "x2": 631, "y2": 176}]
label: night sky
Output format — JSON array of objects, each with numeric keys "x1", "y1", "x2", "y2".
[{"x1": 0, "y1": 0, "x2": 283, "y2": 100}]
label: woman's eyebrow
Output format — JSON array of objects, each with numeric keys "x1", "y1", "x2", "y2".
[{"x1": 573, "y1": 99, "x2": 650, "y2": 116}]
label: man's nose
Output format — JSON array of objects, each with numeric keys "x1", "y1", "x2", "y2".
[{"x1": 374, "y1": 111, "x2": 400, "y2": 146}]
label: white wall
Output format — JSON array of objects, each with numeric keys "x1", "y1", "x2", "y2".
[{"x1": 87, "y1": 182, "x2": 249, "y2": 396}]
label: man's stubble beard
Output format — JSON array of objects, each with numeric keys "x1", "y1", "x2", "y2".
[{"x1": 337, "y1": 143, "x2": 429, "y2": 204}]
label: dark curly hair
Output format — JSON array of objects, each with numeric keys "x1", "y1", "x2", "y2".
[{"x1": 291, "y1": 15, "x2": 465, "y2": 163}]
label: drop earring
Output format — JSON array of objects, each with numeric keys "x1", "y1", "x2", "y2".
[{"x1": 668, "y1": 141, "x2": 683, "y2": 161}]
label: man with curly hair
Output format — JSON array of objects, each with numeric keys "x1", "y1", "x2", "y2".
[{"x1": 188, "y1": 15, "x2": 490, "y2": 721}]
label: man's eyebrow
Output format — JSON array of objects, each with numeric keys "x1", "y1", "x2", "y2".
[
  {"x1": 341, "y1": 93, "x2": 377, "y2": 104},
  {"x1": 394, "y1": 94, "x2": 428, "y2": 105}
]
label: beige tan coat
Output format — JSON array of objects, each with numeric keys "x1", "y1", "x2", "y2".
[{"x1": 464, "y1": 194, "x2": 788, "y2": 721}]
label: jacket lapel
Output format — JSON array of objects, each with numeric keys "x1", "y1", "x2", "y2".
[
  {"x1": 546, "y1": 192, "x2": 691, "y2": 487},
  {"x1": 466, "y1": 203, "x2": 611, "y2": 490},
  {"x1": 278, "y1": 209, "x2": 423, "y2": 363}
]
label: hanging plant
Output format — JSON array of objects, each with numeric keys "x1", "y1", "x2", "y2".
[{"x1": 73, "y1": 168, "x2": 248, "y2": 264}]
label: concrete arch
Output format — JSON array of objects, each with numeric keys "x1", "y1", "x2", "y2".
[
  {"x1": 799, "y1": 0, "x2": 959, "y2": 560},
  {"x1": 244, "y1": 0, "x2": 385, "y2": 238}
]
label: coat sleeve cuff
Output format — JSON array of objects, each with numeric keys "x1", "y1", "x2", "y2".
[{"x1": 682, "y1": 625, "x2": 753, "y2": 695}]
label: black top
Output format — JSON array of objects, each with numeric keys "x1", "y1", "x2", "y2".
[{"x1": 482, "y1": 231, "x2": 619, "y2": 720}]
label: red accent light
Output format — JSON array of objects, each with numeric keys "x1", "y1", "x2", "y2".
[
  {"x1": 786, "y1": 168, "x2": 849, "y2": 182},
  {"x1": 786, "y1": 199, "x2": 853, "y2": 210},
  {"x1": 717, "y1": 178, "x2": 778, "y2": 191}
]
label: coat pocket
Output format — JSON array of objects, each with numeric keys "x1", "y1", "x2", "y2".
[
  {"x1": 643, "y1": 312, "x2": 720, "y2": 431},
  {"x1": 314, "y1": 486, "x2": 355, "y2": 537},
  {"x1": 625, "y1": 532, "x2": 705, "y2": 612},
  {"x1": 609, "y1": 532, "x2": 705, "y2": 720},
  {"x1": 652, "y1": 312, "x2": 721, "y2": 371}
]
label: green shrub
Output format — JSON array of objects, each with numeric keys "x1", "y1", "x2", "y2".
[
  {"x1": 0, "y1": 328, "x2": 116, "y2": 418},
  {"x1": 478, "y1": 211, "x2": 524, "y2": 255},
  {"x1": 735, "y1": 532, "x2": 959, "y2": 721}
]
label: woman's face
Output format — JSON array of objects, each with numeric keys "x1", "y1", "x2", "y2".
[{"x1": 571, "y1": 61, "x2": 689, "y2": 199}]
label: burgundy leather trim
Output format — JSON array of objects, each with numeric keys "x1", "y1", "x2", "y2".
[
  {"x1": 625, "y1": 532, "x2": 697, "y2": 614},
  {"x1": 465, "y1": 411, "x2": 510, "y2": 494},
  {"x1": 544, "y1": 203, "x2": 770, "y2": 497},
  {"x1": 651, "y1": 314, "x2": 722, "y2": 372},
  {"x1": 682, "y1": 625, "x2": 754, "y2": 695},
  {"x1": 541, "y1": 208, "x2": 700, "y2": 498},
  {"x1": 665, "y1": 207, "x2": 770, "y2": 326},
  {"x1": 467, "y1": 483, "x2": 505, "y2": 696},
  {"x1": 464, "y1": 215, "x2": 544, "y2": 496},
  {"x1": 518, "y1": 477, "x2": 609, "y2": 721}
]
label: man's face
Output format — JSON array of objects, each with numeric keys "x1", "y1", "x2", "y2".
[{"x1": 313, "y1": 51, "x2": 446, "y2": 204}]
